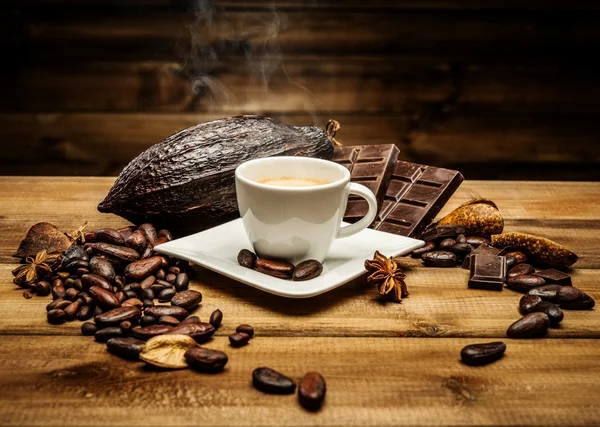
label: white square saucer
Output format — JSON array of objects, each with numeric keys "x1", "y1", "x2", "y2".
[{"x1": 154, "y1": 219, "x2": 424, "y2": 298}]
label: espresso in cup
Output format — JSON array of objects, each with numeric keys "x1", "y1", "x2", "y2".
[{"x1": 258, "y1": 177, "x2": 331, "y2": 187}]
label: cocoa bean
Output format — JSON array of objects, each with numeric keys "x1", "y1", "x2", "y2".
[
  {"x1": 95, "y1": 228, "x2": 125, "y2": 246},
  {"x1": 159, "y1": 316, "x2": 180, "y2": 326},
  {"x1": 173, "y1": 273, "x2": 190, "y2": 292},
  {"x1": 507, "y1": 312, "x2": 550, "y2": 338},
  {"x1": 209, "y1": 310, "x2": 222, "y2": 329},
  {"x1": 533, "y1": 301, "x2": 564, "y2": 326},
  {"x1": 460, "y1": 342, "x2": 506, "y2": 366},
  {"x1": 95, "y1": 327, "x2": 123, "y2": 343},
  {"x1": 89, "y1": 286, "x2": 121, "y2": 310},
  {"x1": 465, "y1": 236, "x2": 489, "y2": 248},
  {"x1": 158, "y1": 229, "x2": 173, "y2": 241},
  {"x1": 152, "y1": 236, "x2": 168, "y2": 247},
  {"x1": 422, "y1": 251, "x2": 457, "y2": 267},
  {"x1": 52, "y1": 285, "x2": 66, "y2": 300},
  {"x1": 89, "y1": 257, "x2": 116, "y2": 282},
  {"x1": 64, "y1": 301, "x2": 81, "y2": 320},
  {"x1": 140, "y1": 275, "x2": 156, "y2": 289},
  {"x1": 171, "y1": 289, "x2": 202, "y2": 311},
  {"x1": 47, "y1": 309, "x2": 66, "y2": 324},
  {"x1": 156, "y1": 269, "x2": 166, "y2": 280},
  {"x1": 255, "y1": 258, "x2": 295, "y2": 279},
  {"x1": 87, "y1": 242, "x2": 140, "y2": 262},
  {"x1": 450, "y1": 242, "x2": 472, "y2": 260},
  {"x1": 456, "y1": 234, "x2": 467, "y2": 243},
  {"x1": 115, "y1": 292, "x2": 126, "y2": 304},
  {"x1": 124, "y1": 256, "x2": 162, "y2": 280},
  {"x1": 64, "y1": 287, "x2": 79, "y2": 301},
  {"x1": 81, "y1": 274, "x2": 113, "y2": 292},
  {"x1": 168, "y1": 266, "x2": 181, "y2": 275},
  {"x1": 84, "y1": 231, "x2": 97, "y2": 242},
  {"x1": 53, "y1": 300, "x2": 72, "y2": 311},
  {"x1": 293, "y1": 260, "x2": 323, "y2": 281},
  {"x1": 141, "y1": 245, "x2": 154, "y2": 259},
  {"x1": 122, "y1": 298, "x2": 143, "y2": 308},
  {"x1": 184, "y1": 347, "x2": 228, "y2": 373},
  {"x1": 141, "y1": 288, "x2": 154, "y2": 301},
  {"x1": 236, "y1": 324, "x2": 254, "y2": 338},
  {"x1": 168, "y1": 322, "x2": 215, "y2": 343},
  {"x1": 120, "y1": 321, "x2": 133, "y2": 334},
  {"x1": 252, "y1": 367, "x2": 296, "y2": 394},
  {"x1": 145, "y1": 305, "x2": 189, "y2": 321},
  {"x1": 555, "y1": 286, "x2": 595, "y2": 310},
  {"x1": 150, "y1": 284, "x2": 164, "y2": 294},
  {"x1": 181, "y1": 316, "x2": 201, "y2": 325},
  {"x1": 528, "y1": 284, "x2": 562, "y2": 301},
  {"x1": 76, "y1": 305, "x2": 93, "y2": 321},
  {"x1": 35, "y1": 281, "x2": 51, "y2": 296},
  {"x1": 131, "y1": 324, "x2": 173, "y2": 341},
  {"x1": 95, "y1": 306, "x2": 142, "y2": 328},
  {"x1": 158, "y1": 256, "x2": 170, "y2": 269},
  {"x1": 410, "y1": 241, "x2": 436, "y2": 258},
  {"x1": 138, "y1": 223, "x2": 158, "y2": 245},
  {"x1": 237, "y1": 249, "x2": 257, "y2": 268},
  {"x1": 124, "y1": 290, "x2": 137, "y2": 300},
  {"x1": 507, "y1": 264, "x2": 535, "y2": 279},
  {"x1": 519, "y1": 295, "x2": 542, "y2": 314},
  {"x1": 505, "y1": 251, "x2": 528, "y2": 269},
  {"x1": 81, "y1": 322, "x2": 97, "y2": 336},
  {"x1": 298, "y1": 372, "x2": 327, "y2": 411},
  {"x1": 143, "y1": 299, "x2": 154, "y2": 309},
  {"x1": 506, "y1": 275, "x2": 546, "y2": 293},
  {"x1": 229, "y1": 332, "x2": 250, "y2": 347},
  {"x1": 439, "y1": 238, "x2": 456, "y2": 251},
  {"x1": 117, "y1": 226, "x2": 134, "y2": 241},
  {"x1": 140, "y1": 315, "x2": 157, "y2": 327},
  {"x1": 165, "y1": 273, "x2": 176, "y2": 283},
  {"x1": 158, "y1": 288, "x2": 176, "y2": 302},
  {"x1": 126, "y1": 230, "x2": 147, "y2": 252},
  {"x1": 106, "y1": 337, "x2": 146, "y2": 360},
  {"x1": 47, "y1": 298, "x2": 65, "y2": 311}
]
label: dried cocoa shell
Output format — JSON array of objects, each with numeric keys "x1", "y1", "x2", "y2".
[
  {"x1": 491, "y1": 232, "x2": 578, "y2": 269},
  {"x1": 139, "y1": 334, "x2": 197, "y2": 369},
  {"x1": 431, "y1": 199, "x2": 504, "y2": 237},
  {"x1": 13, "y1": 222, "x2": 72, "y2": 259}
]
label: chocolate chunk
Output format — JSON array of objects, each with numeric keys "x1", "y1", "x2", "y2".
[
  {"x1": 332, "y1": 144, "x2": 400, "y2": 223},
  {"x1": 461, "y1": 244, "x2": 504, "y2": 270},
  {"x1": 369, "y1": 161, "x2": 464, "y2": 238},
  {"x1": 423, "y1": 225, "x2": 467, "y2": 242},
  {"x1": 532, "y1": 269, "x2": 572, "y2": 286},
  {"x1": 468, "y1": 254, "x2": 507, "y2": 291}
]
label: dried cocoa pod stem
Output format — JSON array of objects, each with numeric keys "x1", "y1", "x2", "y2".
[{"x1": 491, "y1": 232, "x2": 578, "y2": 269}]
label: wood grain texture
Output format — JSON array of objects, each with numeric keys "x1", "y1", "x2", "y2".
[{"x1": 0, "y1": 336, "x2": 599, "y2": 426}]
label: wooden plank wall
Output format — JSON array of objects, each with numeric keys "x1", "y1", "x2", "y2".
[{"x1": 1, "y1": 0, "x2": 600, "y2": 179}]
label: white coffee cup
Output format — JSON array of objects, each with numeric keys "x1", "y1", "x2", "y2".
[{"x1": 235, "y1": 156, "x2": 378, "y2": 264}]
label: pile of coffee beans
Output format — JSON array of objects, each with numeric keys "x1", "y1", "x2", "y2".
[
  {"x1": 253, "y1": 367, "x2": 327, "y2": 411},
  {"x1": 237, "y1": 249, "x2": 323, "y2": 281}
]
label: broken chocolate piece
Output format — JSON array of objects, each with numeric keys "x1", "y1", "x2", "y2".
[
  {"x1": 332, "y1": 145, "x2": 400, "y2": 223},
  {"x1": 423, "y1": 225, "x2": 467, "y2": 242},
  {"x1": 462, "y1": 243, "x2": 504, "y2": 270},
  {"x1": 468, "y1": 254, "x2": 507, "y2": 291},
  {"x1": 533, "y1": 269, "x2": 572, "y2": 286}
]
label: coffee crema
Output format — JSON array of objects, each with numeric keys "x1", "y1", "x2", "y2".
[{"x1": 258, "y1": 177, "x2": 331, "y2": 187}]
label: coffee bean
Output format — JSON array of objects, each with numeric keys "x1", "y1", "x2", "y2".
[
  {"x1": 143, "y1": 299, "x2": 154, "y2": 309},
  {"x1": 158, "y1": 288, "x2": 176, "y2": 302},
  {"x1": 168, "y1": 266, "x2": 181, "y2": 275},
  {"x1": 140, "y1": 275, "x2": 156, "y2": 289},
  {"x1": 252, "y1": 367, "x2": 296, "y2": 394},
  {"x1": 555, "y1": 286, "x2": 595, "y2": 310},
  {"x1": 293, "y1": 260, "x2": 323, "y2": 281},
  {"x1": 141, "y1": 288, "x2": 154, "y2": 301},
  {"x1": 410, "y1": 241, "x2": 437, "y2": 258},
  {"x1": 76, "y1": 305, "x2": 93, "y2": 321},
  {"x1": 140, "y1": 315, "x2": 157, "y2": 327},
  {"x1": 229, "y1": 332, "x2": 250, "y2": 347},
  {"x1": 528, "y1": 284, "x2": 562, "y2": 301},
  {"x1": 64, "y1": 287, "x2": 79, "y2": 301},
  {"x1": 124, "y1": 256, "x2": 163, "y2": 280},
  {"x1": 47, "y1": 309, "x2": 66, "y2": 324},
  {"x1": 131, "y1": 324, "x2": 174, "y2": 341},
  {"x1": 439, "y1": 238, "x2": 456, "y2": 251},
  {"x1": 181, "y1": 316, "x2": 201, "y2": 325},
  {"x1": 165, "y1": 273, "x2": 177, "y2": 283},
  {"x1": 171, "y1": 289, "x2": 202, "y2": 311},
  {"x1": 422, "y1": 251, "x2": 457, "y2": 267},
  {"x1": 255, "y1": 258, "x2": 295, "y2": 279},
  {"x1": 89, "y1": 257, "x2": 116, "y2": 283},
  {"x1": 519, "y1": 295, "x2": 542, "y2": 314},
  {"x1": 465, "y1": 236, "x2": 489, "y2": 248},
  {"x1": 81, "y1": 274, "x2": 113, "y2": 292},
  {"x1": 507, "y1": 312, "x2": 550, "y2": 338},
  {"x1": 106, "y1": 337, "x2": 146, "y2": 360},
  {"x1": 506, "y1": 275, "x2": 546, "y2": 293},
  {"x1": 156, "y1": 269, "x2": 166, "y2": 280},
  {"x1": 122, "y1": 298, "x2": 143, "y2": 308},
  {"x1": 237, "y1": 249, "x2": 257, "y2": 268},
  {"x1": 138, "y1": 223, "x2": 158, "y2": 245},
  {"x1": 64, "y1": 301, "x2": 81, "y2": 320},
  {"x1": 35, "y1": 281, "x2": 51, "y2": 296},
  {"x1": 159, "y1": 316, "x2": 181, "y2": 326},
  {"x1": 298, "y1": 372, "x2": 327, "y2": 411},
  {"x1": 95, "y1": 306, "x2": 142, "y2": 328},
  {"x1": 89, "y1": 286, "x2": 121, "y2": 310},
  {"x1": 168, "y1": 322, "x2": 215, "y2": 343},
  {"x1": 81, "y1": 322, "x2": 97, "y2": 336},
  {"x1": 185, "y1": 347, "x2": 228, "y2": 373},
  {"x1": 95, "y1": 228, "x2": 126, "y2": 246},
  {"x1": 507, "y1": 264, "x2": 535, "y2": 279},
  {"x1": 95, "y1": 327, "x2": 123, "y2": 343},
  {"x1": 533, "y1": 301, "x2": 564, "y2": 326},
  {"x1": 173, "y1": 273, "x2": 190, "y2": 292},
  {"x1": 126, "y1": 230, "x2": 147, "y2": 253},
  {"x1": 236, "y1": 324, "x2": 254, "y2": 338},
  {"x1": 209, "y1": 310, "x2": 223, "y2": 329},
  {"x1": 145, "y1": 305, "x2": 189, "y2": 321},
  {"x1": 460, "y1": 342, "x2": 506, "y2": 366}
]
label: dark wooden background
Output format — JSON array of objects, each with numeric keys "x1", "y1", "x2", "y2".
[{"x1": 1, "y1": 0, "x2": 600, "y2": 180}]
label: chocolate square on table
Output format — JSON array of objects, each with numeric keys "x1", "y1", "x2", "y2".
[
  {"x1": 372, "y1": 161, "x2": 464, "y2": 238},
  {"x1": 462, "y1": 243, "x2": 504, "y2": 270},
  {"x1": 332, "y1": 144, "x2": 400, "y2": 223},
  {"x1": 468, "y1": 254, "x2": 507, "y2": 291},
  {"x1": 533, "y1": 269, "x2": 572, "y2": 286}
]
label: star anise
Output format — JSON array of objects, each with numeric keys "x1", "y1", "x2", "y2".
[
  {"x1": 364, "y1": 251, "x2": 408, "y2": 303},
  {"x1": 67, "y1": 221, "x2": 88, "y2": 245},
  {"x1": 12, "y1": 250, "x2": 61, "y2": 288}
]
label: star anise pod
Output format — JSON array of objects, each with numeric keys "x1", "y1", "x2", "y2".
[
  {"x1": 12, "y1": 250, "x2": 61, "y2": 288},
  {"x1": 364, "y1": 251, "x2": 408, "y2": 303},
  {"x1": 67, "y1": 221, "x2": 88, "y2": 245}
]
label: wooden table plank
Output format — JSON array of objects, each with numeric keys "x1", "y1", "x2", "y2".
[{"x1": 0, "y1": 336, "x2": 599, "y2": 427}]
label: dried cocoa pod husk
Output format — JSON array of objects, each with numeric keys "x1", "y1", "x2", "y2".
[
  {"x1": 139, "y1": 334, "x2": 197, "y2": 369},
  {"x1": 429, "y1": 199, "x2": 503, "y2": 237},
  {"x1": 13, "y1": 222, "x2": 72, "y2": 259},
  {"x1": 491, "y1": 232, "x2": 578, "y2": 269}
]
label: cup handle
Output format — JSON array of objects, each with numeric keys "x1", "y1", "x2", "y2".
[{"x1": 337, "y1": 182, "x2": 378, "y2": 239}]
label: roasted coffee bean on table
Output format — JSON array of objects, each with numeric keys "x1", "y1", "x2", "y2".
[
  {"x1": 507, "y1": 312, "x2": 550, "y2": 338},
  {"x1": 460, "y1": 342, "x2": 506, "y2": 366},
  {"x1": 252, "y1": 367, "x2": 296, "y2": 394},
  {"x1": 298, "y1": 372, "x2": 327, "y2": 411}
]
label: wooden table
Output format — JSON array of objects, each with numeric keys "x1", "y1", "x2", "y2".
[{"x1": 0, "y1": 178, "x2": 598, "y2": 426}]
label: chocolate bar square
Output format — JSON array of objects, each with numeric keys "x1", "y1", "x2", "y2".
[
  {"x1": 462, "y1": 244, "x2": 504, "y2": 270},
  {"x1": 468, "y1": 254, "x2": 507, "y2": 291},
  {"x1": 533, "y1": 269, "x2": 572, "y2": 286}
]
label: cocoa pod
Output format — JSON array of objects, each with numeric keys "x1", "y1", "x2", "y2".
[
  {"x1": 95, "y1": 306, "x2": 141, "y2": 328},
  {"x1": 171, "y1": 290, "x2": 202, "y2": 311},
  {"x1": 184, "y1": 347, "x2": 228, "y2": 373},
  {"x1": 106, "y1": 337, "x2": 146, "y2": 360},
  {"x1": 491, "y1": 232, "x2": 578, "y2": 269},
  {"x1": 87, "y1": 242, "x2": 140, "y2": 262},
  {"x1": 124, "y1": 256, "x2": 162, "y2": 280},
  {"x1": 95, "y1": 228, "x2": 125, "y2": 246},
  {"x1": 168, "y1": 322, "x2": 215, "y2": 343},
  {"x1": 255, "y1": 258, "x2": 295, "y2": 279},
  {"x1": 145, "y1": 305, "x2": 189, "y2": 321},
  {"x1": 89, "y1": 286, "x2": 121, "y2": 310},
  {"x1": 131, "y1": 324, "x2": 174, "y2": 341}
]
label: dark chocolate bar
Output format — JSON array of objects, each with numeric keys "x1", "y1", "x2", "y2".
[
  {"x1": 462, "y1": 243, "x2": 504, "y2": 270},
  {"x1": 533, "y1": 269, "x2": 572, "y2": 286},
  {"x1": 372, "y1": 161, "x2": 464, "y2": 238},
  {"x1": 332, "y1": 145, "x2": 400, "y2": 223},
  {"x1": 423, "y1": 225, "x2": 466, "y2": 242},
  {"x1": 468, "y1": 254, "x2": 507, "y2": 291}
]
